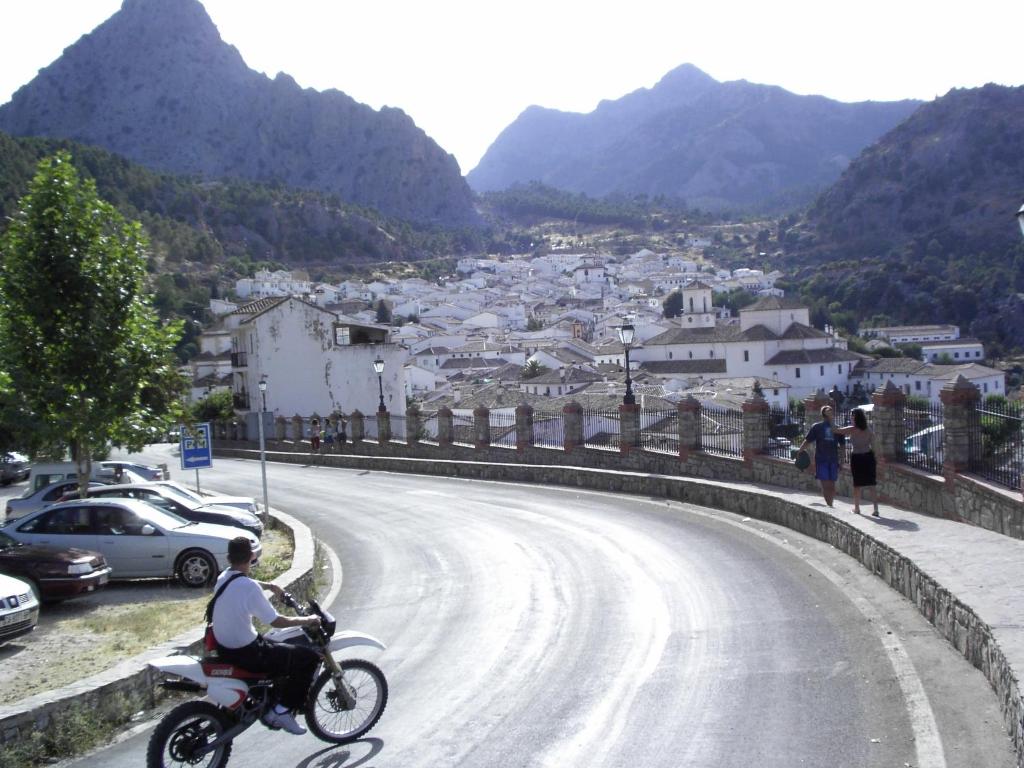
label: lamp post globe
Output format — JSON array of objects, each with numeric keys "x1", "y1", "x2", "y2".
[
  {"x1": 1017, "y1": 202, "x2": 1024, "y2": 239},
  {"x1": 373, "y1": 357, "x2": 387, "y2": 413},
  {"x1": 617, "y1": 323, "x2": 636, "y2": 406}
]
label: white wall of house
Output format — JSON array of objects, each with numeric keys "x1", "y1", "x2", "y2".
[
  {"x1": 920, "y1": 343, "x2": 985, "y2": 363},
  {"x1": 237, "y1": 299, "x2": 407, "y2": 418}
]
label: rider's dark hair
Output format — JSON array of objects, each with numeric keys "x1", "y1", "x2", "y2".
[
  {"x1": 852, "y1": 408, "x2": 868, "y2": 431},
  {"x1": 228, "y1": 536, "x2": 253, "y2": 567}
]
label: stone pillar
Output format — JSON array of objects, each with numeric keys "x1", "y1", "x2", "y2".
[
  {"x1": 515, "y1": 403, "x2": 535, "y2": 452},
  {"x1": 871, "y1": 380, "x2": 906, "y2": 461},
  {"x1": 804, "y1": 388, "x2": 830, "y2": 425},
  {"x1": 742, "y1": 389, "x2": 770, "y2": 461},
  {"x1": 619, "y1": 403, "x2": 640, "y2": 455},
  {"x1": 350, "y1": 410, "x2": 365, "y2": 443},
  {"x1": 290, "y1": 415, "x2": 304, "y2": 442},
  {"x1": 378, "y1": 410, "x2": 392, "y2": 445},
  {"x1": 406, "y1": 404, "x2": 423, "y2": 446},
  {"x1": 677, "y1": 395, "x2": 701, "y2": 460},
  {"x1": 563, "y1": 401, "x2": 583, "y2": 453},
  {"x1": 275, "y1": 416, "x2": 287, "y2": 441},
  {"x1": 473, "y1": 406, "x2": 491, "y2": 449},
  {"x1": 437, "y1": 407, "x2": 454, "y2": 447},
  {"x1": 939, "y1": 374, "x2": 980, "y2": 475}
]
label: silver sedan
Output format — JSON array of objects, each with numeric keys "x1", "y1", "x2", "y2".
[{"x1": 1, "y1": 498, "x2": 260, "y2": 587}]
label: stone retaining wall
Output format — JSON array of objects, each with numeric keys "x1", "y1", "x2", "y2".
[
  {"x1": 0, "y1": 509, "x2": 317, "y2": 751},
  {"x1": 218, "y1": 443, "x2": 1024, "y2": 764}
]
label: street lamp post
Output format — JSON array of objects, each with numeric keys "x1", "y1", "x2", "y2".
[
  {"x1": 618, "y1": 323, "x2": 636, "y2": 406},
  {"x1": 372, "y1": 357, "x2": 386, "y2": 413},
  {"x1": 257, "y1": 376, "x2": 269, "y2": 524},
  {"x1": 1017, "y1": 202, "x2": 1024, "y2": 239}
]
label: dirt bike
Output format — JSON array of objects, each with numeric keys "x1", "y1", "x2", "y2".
[{"x1": 146, "y1": 593, "x2": 387, "y2": 768}]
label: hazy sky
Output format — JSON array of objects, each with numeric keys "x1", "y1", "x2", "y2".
[{"x1": 1, "y1": 1, "x2": 1020, "y2": 174}]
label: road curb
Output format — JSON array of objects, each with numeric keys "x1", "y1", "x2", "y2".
[
  {"x1": 216, "y1": 446, "x2": 1024, "y2": 765},
  {"x1": 0, "y1": 502, "x2": 341, "y2": 756}
]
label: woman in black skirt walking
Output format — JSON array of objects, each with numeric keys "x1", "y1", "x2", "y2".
[{"x1": 835, "y1": 407, "x2": 879, "y2": 516}]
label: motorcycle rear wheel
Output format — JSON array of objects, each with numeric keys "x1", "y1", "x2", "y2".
[
  {"x1": 305, "y1": 659, "x2": 388, "y2": 744},
  {"x1": 147, "y1": 700, "x2": 233, "y2": 768}
]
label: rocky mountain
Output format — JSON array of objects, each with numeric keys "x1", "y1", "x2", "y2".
[
  {"x1": 468, "y1": 64, "x2": 920, "y2": 213},
  {"x1": 0, "y1": 0, "x2": 477, "y2": 227},
  {"x1": 784, "y1": 84, "x2": 1024, "y2": 353},
  {"x1": 801, "y1": 84, "x2": 1024, "y2": 259}
]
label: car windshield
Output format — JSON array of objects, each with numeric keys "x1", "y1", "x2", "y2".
[
  {"x1": 154, "y1": 487, "x2": 203, "y2": 511},
  {"x1": 161, "y1": 482, "x2": 203, "y2": 503},
  {"x1": 0, "y1": 530, "x2": 22, "y2": 549},
  {"x1": 131, "y1": 504, "x2": 191, "y2": 529}
]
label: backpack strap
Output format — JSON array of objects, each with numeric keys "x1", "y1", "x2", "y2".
[{"x1": 205, "y1": 572, "x2": 247, "y2": 624}]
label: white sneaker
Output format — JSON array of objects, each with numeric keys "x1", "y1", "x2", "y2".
[{"x1": 262, "y1": 708, "x2": 307, "y2": 736}]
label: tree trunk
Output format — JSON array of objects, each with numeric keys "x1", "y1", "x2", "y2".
[{"x1": 74, "y1": 441, "x2": 92, "y2": 499}]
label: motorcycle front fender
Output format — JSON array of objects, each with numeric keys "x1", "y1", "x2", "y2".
[{"x1": 329, "y1": 630, "x2": 387, "y2": 653}]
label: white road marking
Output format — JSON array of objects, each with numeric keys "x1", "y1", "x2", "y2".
[{"x1": 677, "y1": 505, "x2": 948, "y2": 768}]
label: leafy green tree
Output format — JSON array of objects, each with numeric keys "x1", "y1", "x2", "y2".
[
  {"x1": 526, "y1": 316, "x2": 545, "y2": 331},
  {"x1": 662, "y1": 292, "x2": 683, "y2": 318},
  {"x1": 896, "y1": 343, "x2": 923, "y2": 361},
  {"x1": 191, "y1": 390, "x2": 235, "y2": 423},
  {"x1": 375, "y1": 299, "x2": 392, "y2": 324},
  {"x1": 0, "y1": 153, "x2": 186, "y2": 494},
  {"x1": 521, "y1": 360, "x2": 549, "y2": 380}
]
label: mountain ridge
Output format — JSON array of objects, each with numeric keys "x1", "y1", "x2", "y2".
[
  {"x1": 0, "y1": 0, "x2": 478, "y2": 227},
  {"x1": 468, "y1": 63, "x2": 921, "y2": 213}
]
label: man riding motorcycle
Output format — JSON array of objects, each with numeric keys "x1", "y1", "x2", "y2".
[{"x1": 210, "y1": 537, "x2": 321, "y2": 735}]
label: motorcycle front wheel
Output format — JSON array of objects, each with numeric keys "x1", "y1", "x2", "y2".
[
  {"x1": 146, "y1": 700, "x2": 233, "y2": 768},
  {"x1": 305, "y1": 659, "x2": 388, "y2": 744}
]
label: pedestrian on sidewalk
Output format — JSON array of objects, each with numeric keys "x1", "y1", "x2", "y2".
[
  {"x1": 310, "y1": 418, "x2": 321, "y2": 452},
  {"x1": 336, "y1": 416, "x2": 347, "y2": 451},
  {"x1": 834, "y1": 407, "x2": 879, "y2": 516},
  {"x1": 799, "y1": 405, "x2": 842, "y2": 507}
]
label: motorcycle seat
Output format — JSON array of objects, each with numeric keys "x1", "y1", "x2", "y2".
[{"x1": 201, "y1": 661, "x2": 271, "y2": 680}]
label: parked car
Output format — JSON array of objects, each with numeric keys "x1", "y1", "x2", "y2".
[
  {"x1": 0, "y1": 453, "x2": 31, "y2": 485},
  {"x1": 61, "y1": 484, "x2": 264, "y2": 538},
  {"x1": 0, "y1": 572, "x2": 40, "y2": 643},
  {"x1": 5, "y1": 479, "x2": 108, "y2": 522},
  {"x1": 153, "y1": 480, "x2": 259, "y2": 516},
  {"x1": 99, "y1": 460, "x2": 168, "y2": 482},
  {"x1": 3, "y1": 498, "x2": 261, "y2": 588},
  {"x1": 0, "y1": 530, "x2": 111, "y2": 602}
]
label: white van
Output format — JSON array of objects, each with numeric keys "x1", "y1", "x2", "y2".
[{"x1": 27, "y1": 462, "x2": 115, "y2": 494}]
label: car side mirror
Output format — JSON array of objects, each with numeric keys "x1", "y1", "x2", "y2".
[{"x1": 140, "y1": 524, "x2": 156, "y2": 536}]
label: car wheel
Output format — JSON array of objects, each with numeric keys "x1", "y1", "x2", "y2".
[{"x1": 176, "y1": 550, "x2": 216, "y2": 588}]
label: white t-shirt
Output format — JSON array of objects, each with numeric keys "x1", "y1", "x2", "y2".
[{"x1": 211, "y1": 569, "x2": 279, "y2": 650}]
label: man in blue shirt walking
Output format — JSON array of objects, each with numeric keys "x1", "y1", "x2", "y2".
[{"x1": 799, "y1": 405, "x2": 842, "y2": 507}]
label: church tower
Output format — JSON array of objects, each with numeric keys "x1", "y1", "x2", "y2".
[{"x1": 679, "y1": 281, "x2": 716, "y2": 328}]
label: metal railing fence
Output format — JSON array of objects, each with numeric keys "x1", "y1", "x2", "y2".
[
  {"x1": 700, "y1": 404, "x2": 743, "y2": 458},
  {"x1": 968, "y1": 400, "x2": 1023, "y2": 491}
]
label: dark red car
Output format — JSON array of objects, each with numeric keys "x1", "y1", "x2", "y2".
[{"x1": 0, "y1": 529, "x2": 111, "y2": 602}]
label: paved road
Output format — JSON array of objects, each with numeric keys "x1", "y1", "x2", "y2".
[{"x1": 67, "y1": 447, "x2": 1016, "y2": 767}]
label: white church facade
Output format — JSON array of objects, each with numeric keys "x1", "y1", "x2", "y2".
[{"x1": 633, "y1": 286, "x2": 862, "y2": 400}]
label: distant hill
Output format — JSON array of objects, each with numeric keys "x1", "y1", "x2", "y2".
[
  {"x1": 468, "y1": 64, "x2": 920, "y2": 213},
  {"x1": 0, "y1": 0, "x2": 478, "y2": 227},
  {"x1": 783, "y1": 84, "x2": 1024, "y2": 353},
  {"x1": 0, "y1": 132, "x2": 480, "y2": 272}
]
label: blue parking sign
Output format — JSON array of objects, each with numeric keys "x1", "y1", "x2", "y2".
[{"x1": 180, "y1": 423, "x2": 213, "y2": 470}]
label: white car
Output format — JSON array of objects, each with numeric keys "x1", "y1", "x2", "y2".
[
  {"x1": 0, "y1": 572, "x2": 40, "y2": 643},
  {"x1": 3, "y1": 498, "x2": 261, "y2": 588},
  {"x1": 153, "y1": 480, "x2": 260, "y2": 516}
]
